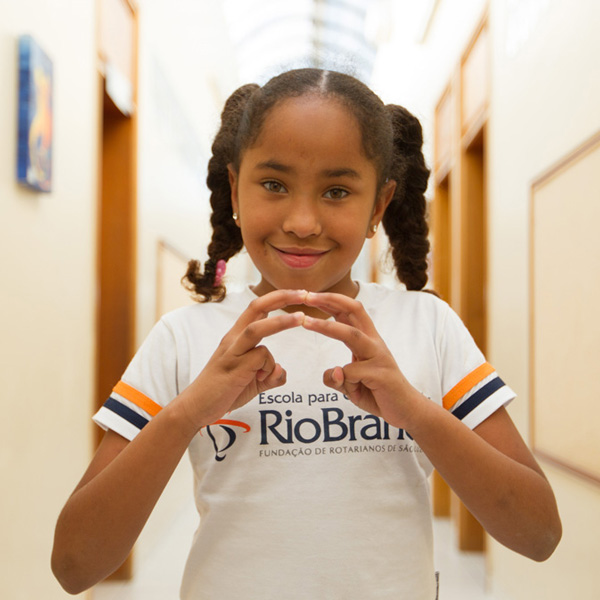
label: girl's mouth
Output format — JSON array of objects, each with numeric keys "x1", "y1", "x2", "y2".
[{"x1": 273, "y1": 247, "x2": 328, "y2": 269}]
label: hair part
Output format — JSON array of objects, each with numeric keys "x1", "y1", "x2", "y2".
[{"x1": 182, "y1": 68, "x2": 431, "y2": 301}]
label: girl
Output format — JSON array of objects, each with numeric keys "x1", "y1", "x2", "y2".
[{"x1": 52, "y1": 69, "x2": 561, "y2": 599}]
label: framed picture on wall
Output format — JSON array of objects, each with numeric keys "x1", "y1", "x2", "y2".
[{"x1": 17, "y1": 35, "x2": 53, "y2": 193}]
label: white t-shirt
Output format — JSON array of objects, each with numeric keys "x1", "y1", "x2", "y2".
[{"x1": 93, "y1": 283, "x2": 515, "y2": 600}]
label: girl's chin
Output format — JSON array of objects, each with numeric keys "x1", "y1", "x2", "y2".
[{"x1": 252, "y1": 275, "x2": 358, "y2": 298}]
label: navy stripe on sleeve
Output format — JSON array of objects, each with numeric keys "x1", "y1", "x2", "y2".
[
  {"x1": 451, "y1": 377, "x2": 505, "y2": 421},
  {"x1": 104, "y1": 397, "x2": 149, "y2": 430}
]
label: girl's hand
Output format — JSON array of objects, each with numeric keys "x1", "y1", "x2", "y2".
[
  {"x1": 178, "y1": 289, "x2": 307, "y2": 430},
  {"x1": 302, "y1": 292, "x2": 422, "y2": 430}
]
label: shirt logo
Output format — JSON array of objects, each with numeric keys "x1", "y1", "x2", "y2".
[{"x1": 202, "y1": 419, "x2": 251, "y2": 461}]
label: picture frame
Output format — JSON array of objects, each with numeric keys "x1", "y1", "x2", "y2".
[{"x1": 17, "y1": 35, "x2": 53, "y2": 193}]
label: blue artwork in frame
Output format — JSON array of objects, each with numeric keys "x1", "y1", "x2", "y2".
[{"x1": 17, "y1": 35, "x2": 53, "y2": 192}]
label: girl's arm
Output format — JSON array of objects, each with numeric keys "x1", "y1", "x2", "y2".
[
  {"x1": 302, "y1": 292, "x2": 562, "y2": 561},
  {"x1": 397, "y1": 397, "x2": 561, "y2": 561},
  {"x1": 51, "y1": 406, "x2": 198, "y2": 594},
  {"x1": 52, "y1": 290, "x2": 307, "y2": 594}
]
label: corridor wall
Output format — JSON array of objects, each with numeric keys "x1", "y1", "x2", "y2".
[
  {"x1": 486, "y1": 1, "x2": 600, "y2": 597},
  {"x1": 0, "y1": 0, "x2": 99, "y2": 598},
  {"x1": 372, "y1": 1, "x2": 600, "y2": 598}
]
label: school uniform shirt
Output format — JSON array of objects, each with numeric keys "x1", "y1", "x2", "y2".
[{"x1": 93, "y1": 282, "x2": 515, "y2": 600}]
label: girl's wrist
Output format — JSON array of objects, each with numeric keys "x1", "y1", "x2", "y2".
[
  {"x1": 166, "y1": 389, "x2": 210, "y2": 438},
  {"x1": 399, "y1": 387, "x2": 445, "y2": 440},
  {"x1": 389, "y1": 384, "x2": 434, "y2": 434}
]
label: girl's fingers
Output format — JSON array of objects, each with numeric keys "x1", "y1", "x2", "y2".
[
  {"x1": 232, "y1": 311, "x2": 305, "y2": 355},
  {"x1": 323, "y1": 365, "x2": 362, "y2": 397},
  {"x1": 323, "y1": 366, "x2": 345, "y2": 391},
  {"x1": 254, "y1": 346, "x2": 276, "y2": 381},
  {"x1": 323, "y1": 366, "x2": 371, "y2": 414},
  {"x1": 260, "y1": 363, "x2": 287, "y2": 390},
  {"x1": 302, "y1": 315, "x2": 376, "y2": 359},
  {"x1": 304, "y1": 292, "x2": 377, "y2": 334},
  {"x1": 234, "y1": 289, "x2": 308, "y2": 331}
]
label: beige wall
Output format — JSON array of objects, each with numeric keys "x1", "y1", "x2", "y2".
[
  {"x1": 0, "y1": 0, "x2": 98, "y2": 598},
  {"x1": 487, "y1": 1, "x2": 600, "y2": 598},
  {"x1": 136, "y1": 0, "x2": 249, "y2": 340},
  {"x1": 375, "y1": 1, "x2": 600, "y2": 598},
  {"x1": 127, "y1": 0, "x2": 248, "y2": 575}
]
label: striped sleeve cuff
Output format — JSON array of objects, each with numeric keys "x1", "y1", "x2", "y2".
[
  {"x1": 443, "y1": 362, "x2": 515, "y2": 429},
  {"x1": 92, "y1": 381, "x2": 163, "y2": 441}
]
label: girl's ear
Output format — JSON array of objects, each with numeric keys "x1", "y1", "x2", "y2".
[
  {"x1": 368, "y1": 179, "x2": 396, "y2": 238},
  {"x1": 227, "y1": 164, "x2": 240, "y2": 225}
]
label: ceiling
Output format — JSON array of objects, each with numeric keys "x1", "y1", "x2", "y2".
[{"x1": 222, "y1": 0, "x2": 385, "y2": 83}]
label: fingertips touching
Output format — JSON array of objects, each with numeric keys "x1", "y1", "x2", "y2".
[
  {"x1": 239, "y1": 290, "x2": 309, "y2": 329},
  {"x1": 262, "y1": 288, "x2": 309, "y2": 309}
]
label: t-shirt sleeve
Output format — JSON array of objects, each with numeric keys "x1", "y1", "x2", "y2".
[
  {"x1": 438, "y1": 304, "x2": 515, "y2": 429},
  {"x1": 92, "y1": 318, "x2": 178, "y2": 441}
]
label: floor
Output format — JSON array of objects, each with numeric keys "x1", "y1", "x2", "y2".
[{"x1": 93, "y1": 498, "x2": 509, "y2": 600}]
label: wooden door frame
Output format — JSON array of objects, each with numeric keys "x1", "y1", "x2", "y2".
[
  {"x1": 94, "y1": 0, "x2": 139, "y2": 580},
  {"x1": 431, "y1": 11, "x2": 489, "y2": 552}
]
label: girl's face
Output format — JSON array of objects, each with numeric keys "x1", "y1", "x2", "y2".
[{"x1": 229, "y1": 95, "x2": 395, "y2": 299}]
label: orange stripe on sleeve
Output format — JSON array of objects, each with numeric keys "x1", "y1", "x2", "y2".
[
  {"x1": 112, "y1": 381, "x2": 163, "y2": 417},
  {"x1": 443, "y1": 362, "x2": 495, "y2": 411}
]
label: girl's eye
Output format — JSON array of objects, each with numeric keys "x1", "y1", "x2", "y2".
[
  {"x1": 262, "y1": 181, "x2": 287, "y2": 193},
  {"x1": 324, "y1": 188, "x2": 349, "y2": 200}
]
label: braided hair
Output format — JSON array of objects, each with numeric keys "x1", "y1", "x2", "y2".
[
  {"x1": 382, "y1": 104, "x2": 431, "y2": 291},
  {"x1": 183, "y1": 69, "x2": 431, "y2": 301},
  {"x1": 182, "y1": 84, "x2": 257, "y2": 301}
]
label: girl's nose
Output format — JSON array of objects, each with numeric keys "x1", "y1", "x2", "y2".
[{"x1": 281, "y1": 197, "x2": 322, "y2": 238}]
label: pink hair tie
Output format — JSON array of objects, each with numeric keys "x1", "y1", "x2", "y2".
[{"x1": 213, "y1": 259, "x2": 227, "y2": 287}]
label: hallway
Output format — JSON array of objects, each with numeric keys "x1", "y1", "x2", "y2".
[{"x1": 3, "y1": 1, "x2": 600, "y2": 598}]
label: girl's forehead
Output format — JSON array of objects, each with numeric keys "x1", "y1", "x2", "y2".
[
  {"x1": 260, "y1": 95, "x2": 357, "y2": 131},
  {"x1": 246, "y1": 96, "x2": 369, "y2": 164}
]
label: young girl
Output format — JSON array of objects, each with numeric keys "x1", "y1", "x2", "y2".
[{"x1": 52, "y1": 68, "x2": 561, "y2": 599}]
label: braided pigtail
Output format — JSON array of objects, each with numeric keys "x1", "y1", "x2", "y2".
[
  {"x1": 182, "y1": 84, "x2": 260, "y2": 302},
  {"x1": 381, "y1": 105, "x2": 431, "y2": 291}
]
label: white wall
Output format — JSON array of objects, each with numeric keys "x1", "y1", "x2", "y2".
[{"x1": 0, "y1": 0, "x2": 99, "y2": 598}]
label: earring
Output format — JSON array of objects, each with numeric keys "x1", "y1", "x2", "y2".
[
  {"x1": 232, "y1": 212, "x2": 238, "y2": 221},
  {"x1": 371, "y1": 224, "x2": 378, "y2": 233}
]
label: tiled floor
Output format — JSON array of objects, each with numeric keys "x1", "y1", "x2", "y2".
[{"x1": 93, "y1": 501, "x2": 509, "y2": 600}]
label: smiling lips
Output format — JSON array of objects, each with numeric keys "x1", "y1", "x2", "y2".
[{"x1": 273, "y1": 246, "x2": 329, "y2": 268}]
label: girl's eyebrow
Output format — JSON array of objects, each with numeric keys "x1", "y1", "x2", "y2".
[
  {"x1": 255, "y1": 159, "x2": 292, "y2": 173},
  {"x1": 255, "y1": 160, "x2": 362, "y2": 179},
  {"x1": 321, "y1": 167, "x2": 361, "y2": 179}
]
